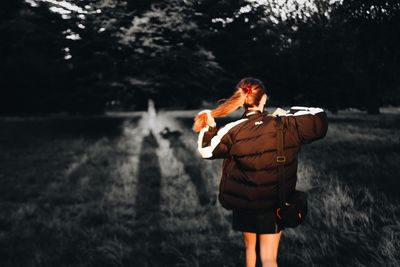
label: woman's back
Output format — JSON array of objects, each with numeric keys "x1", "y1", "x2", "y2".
[
  {"x1": 197, "y1": 106, "x2": 328, "y2": 211},
  {"x1": 193, "y1": 77, "x2": 329, "y2": 266}
]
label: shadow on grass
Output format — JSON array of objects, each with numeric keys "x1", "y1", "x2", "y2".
[
  {"x1": 135, "y1": 130, "x2": 162, "y2": 227},
  {"x1": 132, "y1": 130, "x2": 183, "y2": 266},
  {"x1": 160, "y1": 127, "x2": 216, "y2": 206}
]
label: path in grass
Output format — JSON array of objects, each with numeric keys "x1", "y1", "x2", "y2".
[
  {"x1": 67, "y1": 107, "x2": 243, "y2": 266},
  {"x1": 133, "y1": 109, "x2": 242, "y2": 266},
  {"x1": 0, "y1": 110, "x2": 284, "y2": 266}
]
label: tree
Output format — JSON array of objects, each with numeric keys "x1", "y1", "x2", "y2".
[
  {"x1": 329, "y1": 0, "x2": 400, "y2": 114},
  {"x1": 0, "y1": 1, "x2": 71, "y2": 115},
  {"x1": 289, "y1": 0, "x2": 400, "y2": 113},
  {"x1": 112, "y1": 0, "x2": 225, "y2": 109}
]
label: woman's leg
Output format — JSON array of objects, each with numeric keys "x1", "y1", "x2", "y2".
[
  {"x1": 258, "y1": 231, "x2": 282, "y2": 267},
  {"x1": 242, "y1": 231, "x2": 257, "y2": 267}
]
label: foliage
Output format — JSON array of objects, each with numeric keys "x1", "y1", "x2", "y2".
[
  {"x1": 0, "y1": 0, "x2": 399, "y2": 114},
  {"x1": 0, "y1": 0, "x2": 70, "y2": 114}
]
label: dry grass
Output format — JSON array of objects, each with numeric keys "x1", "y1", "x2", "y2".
[{"x1": 0, "y1": 109, "x2": 399, "y2": 267}]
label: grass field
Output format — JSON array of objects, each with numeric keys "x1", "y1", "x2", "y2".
[{"x1": 0, "y1": 107, "x2": 399, "y2": 267}]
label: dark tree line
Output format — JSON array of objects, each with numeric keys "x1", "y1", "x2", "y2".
[{"x1": 0, "y1": 0, "x2": 399, "y2": 115}]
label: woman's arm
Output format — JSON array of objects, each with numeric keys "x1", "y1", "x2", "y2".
[
  {"x1": 197, "y1": 125, "x2": 227, "y2": 159},
  {"x1": 286, "y1": 106, "x2": 328, "y2": 144},
  {"x1": 197, "y1": 110, "x2": 247, "y2": 159}
]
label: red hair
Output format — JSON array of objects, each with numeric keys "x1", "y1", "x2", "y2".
[{"x1": 192, "y1": 77, "x2": 267, "y2": 132}]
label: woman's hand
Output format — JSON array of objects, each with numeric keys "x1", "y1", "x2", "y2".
[
  {"x1": 198, "y1": 109, "x2": 216, "y2": 128},
  {"x1": 206, "y1": 112, "x2": 216, "y2": 127}
]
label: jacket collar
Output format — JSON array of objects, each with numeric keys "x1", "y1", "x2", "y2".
[{"x1": 241, "y1": 109, "x2": 266, "y2": 119}]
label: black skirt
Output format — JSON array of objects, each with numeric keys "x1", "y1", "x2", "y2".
[{"x1": 232, "y1": 209, "x2": 282, "y2": 234}]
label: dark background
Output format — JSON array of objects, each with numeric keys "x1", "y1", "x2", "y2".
[
  {"x1": 1, "y1": 1, "x2": 400, "y2": 267},
  {"x1": 1, "y1": 0, "x2": 400, "y2": 114}
]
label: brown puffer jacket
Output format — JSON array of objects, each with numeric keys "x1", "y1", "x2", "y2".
[{"x1": 197, "y1": 106, "x2": 329, "y2": 211}]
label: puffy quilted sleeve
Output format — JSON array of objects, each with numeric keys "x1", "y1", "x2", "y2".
[
  {"x1": 286, "y1": 106, "x2": 328, "y2": 144},
  {"x1": 197, "y1": 119, "x2": 247, "y2": 159}
]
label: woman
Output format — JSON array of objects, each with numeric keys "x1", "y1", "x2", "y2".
[{"x1": 192, "y1": 77, "x2": 328, "y2": 267}]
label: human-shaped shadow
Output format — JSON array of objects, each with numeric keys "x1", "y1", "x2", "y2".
[
  {"x1": 160, "y1": 127, "x2": 216, "y2": 206},
  {"x1": 135, "y1": 130, "x2": 162, "y2": 224},
  {"x1": 134, "y1": 130, "x2": 187, "y2": 265}
]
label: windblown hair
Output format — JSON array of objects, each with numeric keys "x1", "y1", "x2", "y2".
[{"x1": 192, "y1": 77, "x2": 268, "y2": 132}]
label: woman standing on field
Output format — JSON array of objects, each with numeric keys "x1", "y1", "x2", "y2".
[{"x1": 192, "y1": 77, "x2": 328, "y2": 267}]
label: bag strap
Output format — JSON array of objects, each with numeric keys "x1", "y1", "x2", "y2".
[{"x1": 276, "y1": 115, "x2": 286, "y2": 208}]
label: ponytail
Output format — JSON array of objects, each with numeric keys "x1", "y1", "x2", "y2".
[
  {"x1": 192, "y1": 90, "x2": 246, "y2": 132},
  {"x1": 192, "y1": 77, "x2": 267, "y2": 132}
]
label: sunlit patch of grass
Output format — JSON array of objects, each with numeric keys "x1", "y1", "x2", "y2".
[{"x1": 145, "y1": 112, "x2": 244, "y2": 266}]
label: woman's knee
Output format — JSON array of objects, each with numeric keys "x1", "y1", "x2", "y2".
[
  {"x1": 244, "y1": 238, "x2": 256, "y2": 250},
  {"x1": 258, "y1": 232, "x2": 281, "y2": 266},
  {"x1": 242, "y1": 232, "x2": 257, "y2": 250},
  {"x1": 261, "y1": 258, "x2": 277, "y2": 267}
]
